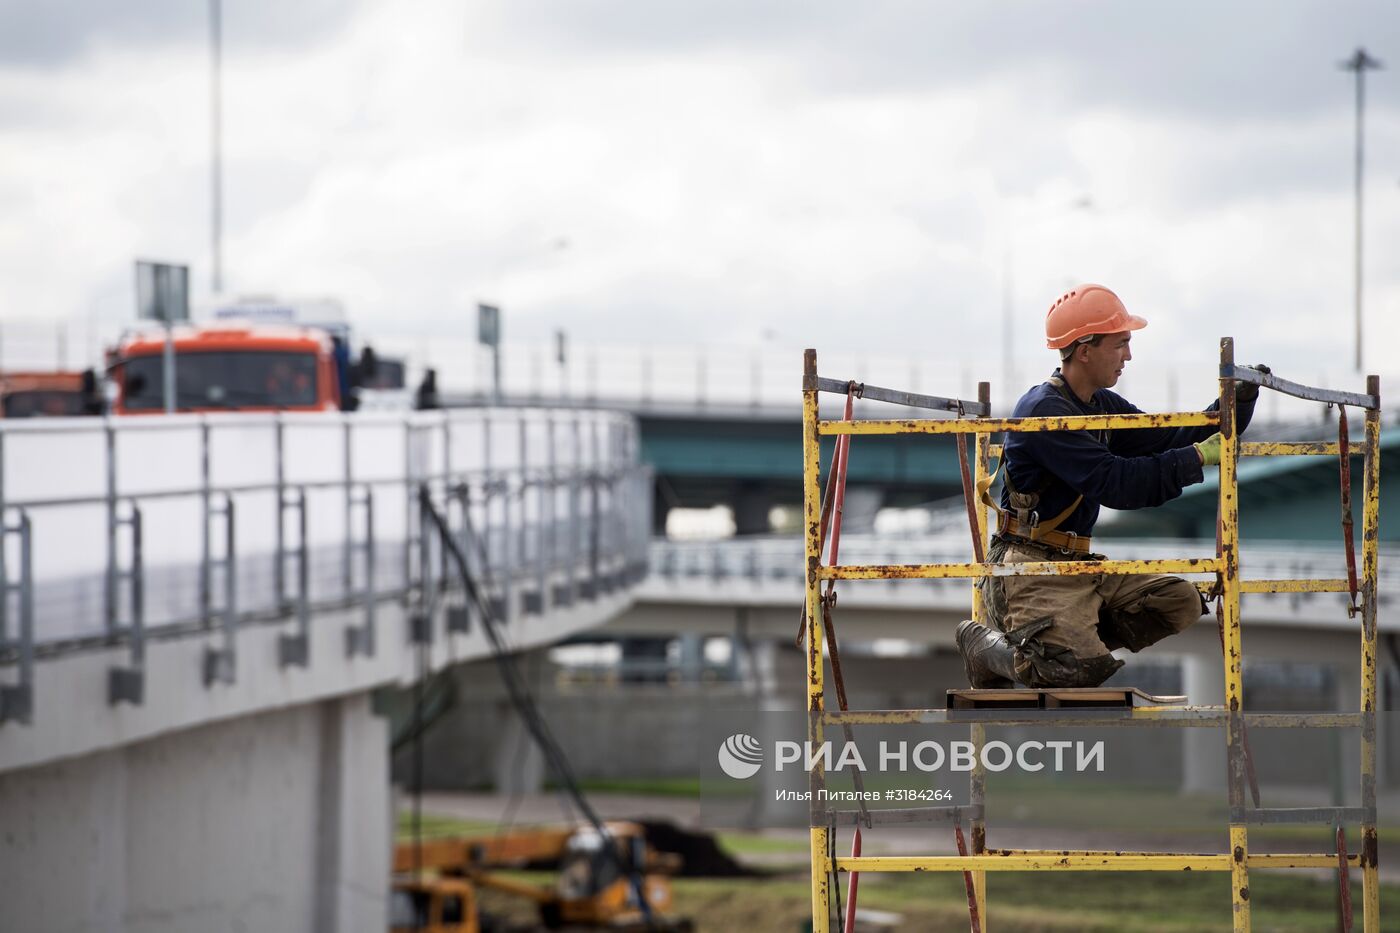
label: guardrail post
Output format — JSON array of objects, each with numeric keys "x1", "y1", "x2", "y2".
[
  {"x1": 561, "y1": 415, "x2": 581, "y2": 606},
  {"x1": 542, "y1": 416, "x2": 557, "y2": 606},
  {"x1": 108, "y1": 500, "x2": 146, "y2": 705},
  {"x1": 346, "y1": 485, "x2": 377, "y2": 657},
  {"x1": 342, "y1": 418, "x2": 353, "y2": 599},
  {"x1": 521, "y1": 415, "x2": 543, "y2": 614},
  {"x1": 274, "y1": 413, "x2": 286, "y2": 611},
  {"x1": 497, "y1": 414, "x2": 515, "y2": 620},
  {"x1": 583, "y1": 418, "x2": 600, "y2": 599},
  {"x1": 104, "y1": 419, "x2": 118, "y2": 635},
  {"x1": 278, "y1": 487, "x2": 310, "y2": 668},
  {"x1": 440, "y1": 416, "x2": 452, "y2": 587},
  {"x1": 202, "y1": 491, "x2": 236, "y2": 686},
  {"x1": 200, "y1": 419, "x2": 212, "y2": 626},
  {"x1": 403, "y1": 419, "x2": 414, "y2": 603},
  {"x1": 409, "y1": 485, "x2": 434, "y2": 644},
  {"x1": 445, "y1": 482, "x2": 471, "y2": 634},
  {"x1": 0, "y1": 509, "x2": 34, "y2": 725},
  {"x1": 0, "y1": 432, "x2": 6, "y2": 646}
]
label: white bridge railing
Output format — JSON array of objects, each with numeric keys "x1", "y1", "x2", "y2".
[
  {"x1": 0, "y1": 408, "x2": 651, "y2": 722},
  {"x1": 644, "y1": 534, "x2": 1398, "y2": 623}
]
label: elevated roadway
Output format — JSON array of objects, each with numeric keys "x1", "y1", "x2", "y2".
[{"x1": 0, "y1": 406, "x2": 650, "y2": 933}]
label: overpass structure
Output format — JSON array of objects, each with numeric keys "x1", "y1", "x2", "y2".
[
  {"x1": 0, "y1": 407, "x2": 650, "y2": 933},
  {"x1": 442, "y1": 390, "x2": 968, "y2": 534},
  {"x1": 405, "y1": 533, "x2": 1398, "y2": 800},
  {"x1": 444, "y1": 386, "x2": 1400, "y2": 541},
  {"x1": 2, "y1": 403, "x2": 1396, "y2": 931}
]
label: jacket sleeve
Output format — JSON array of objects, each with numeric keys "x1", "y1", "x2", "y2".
[
  {"x1": 1108, "y1": 393, "x2": 1258, "y2": 458},
  {"x1": 1021, "y1": 396, "x2": 1206, "y2": 510}
]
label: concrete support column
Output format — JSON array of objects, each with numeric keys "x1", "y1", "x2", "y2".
[
  {"x1": 677, "y1": 633, "x2": 704, "y2": 683},
  {"x1": 620, "y1": 636, "x2": 669, "y2": 682},
  {"x1": 0, "y1": 698, "x2": 393, "y2": 933},
  {"x1": 1333, "y1": 662, "x2": 1363, "y2": 802},
  {"x1": 745, "y1": 637, "x2": 780, "y2": 701},
  {"x1": 836, "y1": 487, "x2": 884, "y2": 534},
  {"x1": 733, "y1": 483, "x2": 772, "y2": 536},
  {"x1": 651, "y1": 485, "x2": 671, "y2": 536},
  {"x1": 492, "y1": 703, "x2": 546, "y2": 797},
  {"x1": 1181, "y1": 651, "x2": 1226, "y2": 795},
  {"x1": 314, "y1": 694, "x2": 392, "y2": 933}
]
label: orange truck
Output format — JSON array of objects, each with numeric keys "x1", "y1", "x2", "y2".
[
  {"x1": 0, "y1": 369, "x2": 102, "y2": 418},
  {"x1": 107, "y1": 322, "x2": 349, "y2": 414}
]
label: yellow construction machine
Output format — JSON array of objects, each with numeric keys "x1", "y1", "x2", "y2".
[{"x1": 389, "y1": 821, "x2": 692, "y2": 932}]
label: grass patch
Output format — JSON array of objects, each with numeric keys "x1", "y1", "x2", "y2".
[
  {"x1": 979, "y1": 776, "x2": 1396, "y2": 843},
  {"x1": 568, "y1": 776, "x2": 702, "y2": 797},
  {"x1": 714, "y1": 831, "x2": 809, "y2": 857},
  {"x1": 394, "y1": 812, "x2": 497, "y2": 840}
]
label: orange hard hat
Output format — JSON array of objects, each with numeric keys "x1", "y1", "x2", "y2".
[{"x1": 1044, "y1": 284, "x2": 1147, "y2": 350}]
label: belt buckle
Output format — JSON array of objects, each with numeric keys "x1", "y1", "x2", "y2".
[
  {"x1": 1027, "y1": 510, "x2": 1040, "y2": 529},
  {"x1": 1060, "y1": 531, "x2": 1078, "y2": 555}
]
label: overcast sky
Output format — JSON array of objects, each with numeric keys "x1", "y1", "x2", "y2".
[{"x1": 0, "y1": 1, "x2": 1397, "y2": 394}]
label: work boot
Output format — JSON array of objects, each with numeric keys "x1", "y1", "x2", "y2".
[{"x1": 955, "y1": 620, "x2": 1019, "y2": 689}]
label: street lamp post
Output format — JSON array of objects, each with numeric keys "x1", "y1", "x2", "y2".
[
  {"x1": 209, "y1": 0, "x2": 223, "y2": 294},
  {"x1": 1340, "y1": 47, "x2": 1383, "y2": 372}
]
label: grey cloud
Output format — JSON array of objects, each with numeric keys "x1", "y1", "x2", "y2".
[
  {"x1": 487, "y1": 1, "x2": 1396, "y2": 123},
  {"x1": 0, "y1": 0, "x2": 363, "y2": 69}
]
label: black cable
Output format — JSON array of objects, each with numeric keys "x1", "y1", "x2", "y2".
[{"x1": 419, "y1": 486, "x2": 659, "y2": 929}]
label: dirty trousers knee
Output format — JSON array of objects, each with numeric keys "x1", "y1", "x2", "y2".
[{"x1": 975, "y1": 536, "x2": 1207, "y2": 688}]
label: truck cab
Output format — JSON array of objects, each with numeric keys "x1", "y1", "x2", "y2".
[
  {"x1": 0, "y1": 370, "x2": 103, "y2": 418},
  {"x1": 109, "y1": 323, "x2": 343, "y2": 414}
]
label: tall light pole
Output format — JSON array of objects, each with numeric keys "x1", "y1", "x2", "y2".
[
  {"x1": 210, "y1": 0, "x2": 224, "y2": 294},
  {"x1": 1340, "y1": 47, "x2": 1383, "y2": 372}
]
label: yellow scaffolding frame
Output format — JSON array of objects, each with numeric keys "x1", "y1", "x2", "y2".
[{"x1": 801, "y1": 338, "x2": 1382, "y2": 932}]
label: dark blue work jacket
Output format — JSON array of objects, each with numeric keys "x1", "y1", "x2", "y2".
[{"x1": 998, "y1": 370, "x2": 1256, "y2": 538}]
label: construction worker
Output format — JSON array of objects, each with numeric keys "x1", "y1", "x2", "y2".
[{"x1": 957, "y1": 284, "x2": 1266, "y2": 689}]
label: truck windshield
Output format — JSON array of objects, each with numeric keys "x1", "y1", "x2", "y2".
[
  {"x1": 121, "y1": 350, "x2": 320, "y2": 411},
  {"x1": 2, "y1": 390, "x2": 86, "y2": 418}
]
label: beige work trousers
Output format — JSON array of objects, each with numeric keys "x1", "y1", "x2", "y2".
[{"x1": 978, "y1": 536, "x2": 1206, "y2": 685}]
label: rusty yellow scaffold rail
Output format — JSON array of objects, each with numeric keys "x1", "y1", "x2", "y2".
[{"x1": 800, "y1": 339, "x2": 1382, "y2": 933}]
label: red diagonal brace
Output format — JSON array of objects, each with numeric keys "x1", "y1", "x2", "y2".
[
  {"x1": 955, "y1": 431, "x2": 985, "y2": 564},
  {"x1": 954, "y1": 819, "x2": 983, "y2": 933},
  {"x1": 1337, "y1": 824, "x2": 1354, "y2": 932},
  {"x1": 1339, "y1": 407, "x2": 1359, "y2": 616}
]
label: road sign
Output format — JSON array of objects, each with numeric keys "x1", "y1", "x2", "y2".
[
  {"x1": 478, "y1": 303, "x2": 500, "y2": 347},
  {"x1": 135, "y1": 261, "x2": 189, "y2": 324}
]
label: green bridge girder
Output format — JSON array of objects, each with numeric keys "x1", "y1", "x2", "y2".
[
  {"x1": 639, "y1": 412, "x2": 1400, "y2": 543},
  {"x1": 640, "y1": 418, "x2": 963, "y2": 485}
]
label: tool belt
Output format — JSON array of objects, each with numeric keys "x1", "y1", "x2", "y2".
[{"x1": 995, "y1": 513, "x2": 1093, "y2": 554}]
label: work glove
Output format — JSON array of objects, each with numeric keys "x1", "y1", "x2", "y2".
[
  {"x1": 1194, "y1": 433, "x2": 1222, "y2": 467},
  {"x1": 1236, "y1": 363, "x2": 1271, "y2": 402}
]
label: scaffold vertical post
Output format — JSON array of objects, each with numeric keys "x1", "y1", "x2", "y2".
[
  {"x1": 1218, "y1": 338, "x2": 1250, "y2": 931},
  {"x1": 1361, "y1": 374, "x2": 1381, "y2": 932},
  {"x1": 971, "y1": 380, "x2": 991, "y2": 927},
  {"x1": 803, "y1": 350, "x2": 831, "y2": 932}
]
